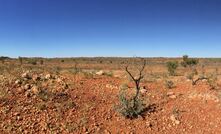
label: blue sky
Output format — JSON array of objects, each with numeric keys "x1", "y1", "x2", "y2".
[{"x1": 0, "y1": 0, "x2": 221, "y2": 58}]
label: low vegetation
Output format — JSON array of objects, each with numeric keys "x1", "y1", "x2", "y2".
[
  {"x1": 0, "y1": 56, "x2": 221, "y2": 133},
  {"x1": 181, "y1": 55, "x2": 199, "y2": 68},
  {"x1": 165, "y1": 80, "x2": 175, "y2": 89},
  {"x1": 166, "y1": 61, "x2": 178, "y2": 76},
  {"x1": 116, "y1": 59, "x2": 147, "y2": 119}
]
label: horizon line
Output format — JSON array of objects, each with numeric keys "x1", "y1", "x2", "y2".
[{"x1": 3, "y1": 56, "x2": 221, "y2": 59}]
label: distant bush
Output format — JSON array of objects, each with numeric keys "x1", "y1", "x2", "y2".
[
  {"x1": 40, "y1": 59, "x2": 44, "y2": 65},
  {"x1": 18, "y1": 56, "x2": 23, "y2": 65},
  {"x1": 0, "y1": 56, "x2": 10, "y2": 64},
  {"x1": 167, "y1": 61, "x2": 178, "y2": 76},
  {"x1": 61, "y1": 60, "x2": 65, "y2": 63},
  {"x1": 29, "y1": 60, "x2": 37, "y2": 65},
  {"x1": 181, "y1": 55, "x2": 198, "y2": 67}
]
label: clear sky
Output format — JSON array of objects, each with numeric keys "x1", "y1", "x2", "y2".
[{"x1": 0, "y1": 0, "x2": 221, "y2": 58}]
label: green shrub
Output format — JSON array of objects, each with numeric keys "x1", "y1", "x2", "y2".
[
  {"x1": 167, "y1": 61, "x2": 178, "y2": 76},
  {"x1": 116, "y1": 91, "x2": 145, "y2": 119}
]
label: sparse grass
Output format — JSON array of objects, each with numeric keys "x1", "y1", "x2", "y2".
[
  {"x1": 82, "y1": 71, "x2": 94, "y2": 79},
  {"x1": 35, "y1": 102, "x2": 47, "y2": 111},
  {"x1": 207, "y1": 72, "x2": 219, "y2": 90},
  {"x1": 104, "y1": 71, "x2": 113, "y2": 77},
  {"x1": 172, "y1": 107, "x2": 180, "y2": 117},
  {"x1": 0, "y1": 89, "x2": 7, "y2": 99},
  {"x1": 37, "y1": 90, "x2": 53, "y2": 101}
]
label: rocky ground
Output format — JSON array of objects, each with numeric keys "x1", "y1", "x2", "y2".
[{"x1": 1, "y1": 67, "x2": 221, "y2": 134}]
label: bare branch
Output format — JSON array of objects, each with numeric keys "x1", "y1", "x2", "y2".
[
  {"x1": 138, "y1": 60, "x2": 146, "y2": 80},
  {"x1": 192, "y1": 77, "x2": 209, "y2": 85},
  {"x1": 125, "y1": 65, "x2": 136, "y2": 81},
  {"x1": 124, "y1": 59, "x2": 147, "y2": 110},
  {"x1": 125, "y1": 59, "x2": 146, "y2": 82}
]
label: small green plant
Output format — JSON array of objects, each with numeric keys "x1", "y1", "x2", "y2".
[
  {"x1": 165, "y1": 80, "x2": 175, "y2": 89},
  {"x1": 116, "y1": 59, "x2": 147, "y2": 119},
  {"x1": 117, "y1": 91, "x2": 145, "y2": 119},
  {"x1": 37, "y1": 90, "x2": 52, "y2": 101},
  {"x1": 166, "y1": 61, "x2": 178, "y2": 76}
]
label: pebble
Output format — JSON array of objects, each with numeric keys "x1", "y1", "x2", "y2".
[{"x1": 104, "y1": 129, "x2": 111, "y2": 134}]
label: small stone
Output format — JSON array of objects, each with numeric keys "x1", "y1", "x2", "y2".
[
  {"x1": 24, "y1": 84, "x2": 31, "y2": 90},
  {"x1": 16, "y1": 116, "x2": 23, "y2": 121},
  {"x1": 31, "y1": 86, "x2": 40, "y2": 94},
  {"x1": 137, "y1": 115, "x2": 144, "y2": 121},
  {"x1": 140, "y1": 88, "x2": 147, "y2": 94},
  {"x1": 14, "y1": 112, "x2": 20, "y2": 116},
  {"x1": 17, "y1": 87, "x2": 25, "y2": 93},
  {"x1": 104, "y1": 129, "x2": 111, "y2": 134},
  {"x1": 170, "y1": 115, "x2": 176, "y2": 121},
  {"x1": 45, "y1": 74, "x2": 52, "y2": 79},
  {"x1": 126, "y1": 132, "x2": 134, "y2": 134},
  {"x1": 96, "y1": 70, "x2": 104, "y2": 75},
  {"x1": 175, "y1": 120, "x2": 180, "y2": 125},
  {"x1": 15, "y1": 79, "x2": 22, "y2": 85},
  {"x1": 170, "y1": 115, "x2": 180, "y2": 125},
  {"x1": 57, "y1": 78, "x2": 63, "y2": 83},
  {"x1": 169, "y1": 95, "x2": 177, "y2": 99},
  {"x1": 146, "y1": 121, "x2": 152, "y2": 128},
  {"x1": 21, "y1": 72, "x2": 30, "y2": 79},
  {"x1": 25, "y1": 91, "x2": 32, "y2": 98},
  {"x1": 32, "y1": 75, "x2": 40, "y2": 81},
  {"x1": 167, "y1": 92, "x2": 175, "y2": 96},
  {"x1": 96, "y1": 127, "x2": 101, "y2": 131}
]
